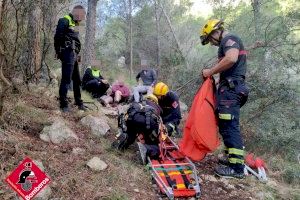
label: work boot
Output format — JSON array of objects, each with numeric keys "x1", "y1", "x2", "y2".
[
  {"x1": 215, "y1": 165, "x2": 244, "y2": 179},
  {"x1": 218, "y1": 156, "x2": 229, "y2": 166},
  {"x1": 111, "y1": 131, "x2": 128, "y2": 150},
  {"x1": 77, "y1": 104, "x2": 87, "y2": 111}
]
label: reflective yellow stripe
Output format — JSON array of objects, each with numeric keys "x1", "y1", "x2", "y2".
[
  {"x1": 228, "y1": 148, "x2": 244, "y2": 156},
  {"x1": 168, "y1": 123, "x2": 175, "y2": 129},
  {"x1": 64, "y1": 15, "x2": 76, "y2": 27},
  {"x1": 158, "y1": 170, "x2": 193, "y2": 177},
  {"x1": 219, "y1": 113, "x2": 233, "y2": 120},
  {"x1": 176, "y1": 184, "x2": 186, "y2": 189},
  {"x1": 92, "y1": 69, "x2": 100, "y2": 78},
  {"x1": 229, "y1": 158, "x2": 244, "y2": 164}
]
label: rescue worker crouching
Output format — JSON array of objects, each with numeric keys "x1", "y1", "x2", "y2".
[
  {"x1": 200, "y1": 19, "x2": 249, "y2": 178},
  {"x1": 112, "y1": 94, "x2": 162, "y2": 160},
  {"x1": 82, "y1": 65, "x2": 110, "y2": 98},
  {"x1": 153, "y1": 82, "x2": 182, "y2": 137},
  {"x1": 54, "y1": 5, "x2": 86, "y2": 112}
]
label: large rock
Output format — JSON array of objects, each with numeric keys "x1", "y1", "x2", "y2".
[
  {"x1": 81, "y1": 115, "x2": 110, "y2": 136},
  {"x1": 40, "y1": 119, "x2": 78, "y2": 144},
  {"x1": 87, "y1": 157, "x2": 108, "y2": 171}
]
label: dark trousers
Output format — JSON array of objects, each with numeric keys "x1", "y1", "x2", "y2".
[
  {"x1": 84, "y1": 79, "x2": 109, "y2": 98},
  {"x1": 59, "y1": 48, "x2": 82, "y2": 108},
  {"x1": 217, "y1": 80, "x2": 249, "y2": 173},
  {"x1": 125, "y1": 113, "x2": 159, "y2": 148}
]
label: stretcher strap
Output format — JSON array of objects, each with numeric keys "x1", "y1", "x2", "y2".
[
  {"x1": 152, "y1": 166, "x2": 191, "y2": 171},
  {"x1": 158, "y1": 170, "x2": 193, "y2": 177},
  {"x1": 176, "y1": 163, "x2": 191, "y2": 189},
  {"x1": 158, "y1": 161, "x2": 176, "y2": 188}
]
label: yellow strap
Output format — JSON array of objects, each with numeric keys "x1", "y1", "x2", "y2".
[
  {"x1": 63, "y1": 15, "x2": 75, "y2": 27},
  {"x1": 176, "y1": 183, "x2": 186, "y2": 189},
  {"x1": 158, "y1": 170, "x2": 193, "y2": 177},
  {"x1": 228, "y1": 148, "x2": 244, "y2": 156},
  {"x1": 229, "y1": 158, "x2": 244, "y2": 164},
  {"x1": 219, "y1": 113, "x2": 232, "y2": 120}
]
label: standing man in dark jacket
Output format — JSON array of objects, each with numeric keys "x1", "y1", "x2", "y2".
[
  {"x1": 54, "y1": 5, "x2": 86, "y2": 112},
  {"x1": 153, "y1": 82, "x2": 182, "y2": 136},
  {"x1": 200, "y1": 19, "x2": 249, "y2": 178}
]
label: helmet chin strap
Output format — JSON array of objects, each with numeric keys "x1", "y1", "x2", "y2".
[
  {"x1": 217, "y1": 30, "x2": 224, "y2": 45},
  {"x1": 209, "y1": 30, "x2": 224, "y2": 46}
]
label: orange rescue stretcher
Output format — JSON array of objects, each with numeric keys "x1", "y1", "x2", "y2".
[{"x1": 146, "y1": 126, "x2": 201, "y2": 199}]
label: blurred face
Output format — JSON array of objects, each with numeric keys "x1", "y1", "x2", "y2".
[
  {"x1": 91, "y1": 65, "x2": 100, "y2": 70},
  {"x1": 72, "y1": 8, "x2": 86, "y2": 23},
  {"x1": 208, "y1": 31, "x2": 221, "y2": 46}
]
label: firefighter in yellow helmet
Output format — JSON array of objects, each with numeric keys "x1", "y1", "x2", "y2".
[
  {"x1": 153, "y1": 82, "x2": 182, "y2": 136},
  {"x1": 200, "y1": 19, "x2": 249, "y2": 179}
]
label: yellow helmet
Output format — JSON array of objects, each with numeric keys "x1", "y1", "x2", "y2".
[
  {"x1": 144, "y1": 94, "x2": 159, "y2": 104},
  {"x1": 200, "y1": 19, "x2": 224, "y2": 45},
  {"x1": 153, "y1": 82, "x2": 169, "y2": 96}
]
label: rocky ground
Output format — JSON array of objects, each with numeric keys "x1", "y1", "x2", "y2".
[{"x1": 0, "y1": 84, "x2": 298, "y2": 200}]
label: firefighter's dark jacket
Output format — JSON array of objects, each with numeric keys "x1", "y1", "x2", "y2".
[
  {"x1": 54, "y1": 14, "x2": 81, "y2": 55},
  {"x1": 159, "y1": 91, "x2": 181, "y2": 124}
]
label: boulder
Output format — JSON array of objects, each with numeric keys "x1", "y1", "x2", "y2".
[
  {"x1": 81, "y1": 115, "x2": 110, "y2": 136},
  {"x1": 87, "y1": 157, "x2": 108, "y2": 171},
  {"x1": 40, "y1": 119, "x2": 78, "y2": 144}
]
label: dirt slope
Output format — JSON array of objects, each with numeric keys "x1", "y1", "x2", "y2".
[{"x1": 0, "y1": 86, "x2": 297, "y2": 200}]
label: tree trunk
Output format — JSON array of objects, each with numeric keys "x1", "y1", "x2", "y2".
[
  {"x1": 27, "y1": 2, "x2": 41, "y2": 83},
  {"x1": 252, "y1": 0, "x2": 261, "y2": 39},
  {"x1": 129, "y1": 0, "x2": 133, "y2": 79},
  {"x1": 159, "y1": 2, "x2": 188, "y2": 67},
  {"x1": 155, "y1": 0, "x2": 161, "y2": 67},
  {"x1": 82, "y1": 0, "x2": 98, "y2": 72}
]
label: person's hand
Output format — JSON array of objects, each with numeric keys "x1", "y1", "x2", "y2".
[
  {"x1": 202, "y1": 68, "x2": 213, "y2": 78},
  {"x1": 101, "y1": 79, "x2": 108, "y2": 84}
]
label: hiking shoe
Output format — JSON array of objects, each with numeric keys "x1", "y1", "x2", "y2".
[
  {"x1": 215, "y1": 165, "x2": 245, "y2": 179},
  {"x1": 111, "y1": 131, "x2": 128, "y2": 150},
  {"x1": 60, "y1": 106, "x2": 69, "y2": 113}
]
